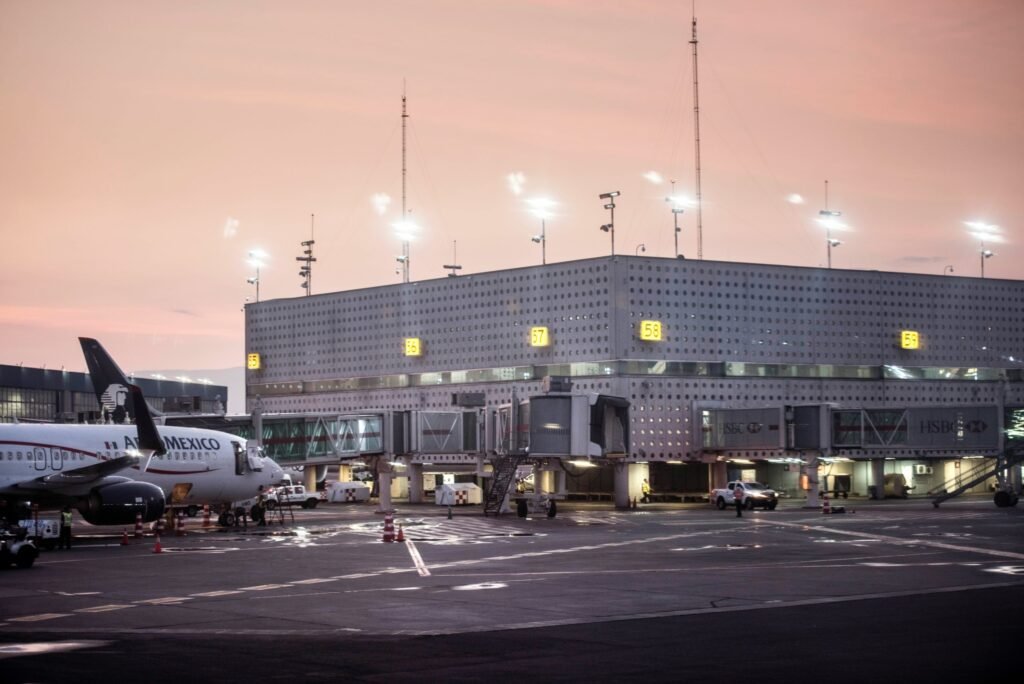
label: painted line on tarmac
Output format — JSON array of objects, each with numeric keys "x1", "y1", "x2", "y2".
[
  {"x1": 405, "y1": 539, "x2": 431, "y2": 577},
  {"x1": 762, "y1": 518, "x2": 1024, "y2": 561},
  {"x1": 391, "y1": 579, "x2": 1024, "y2": 636}
]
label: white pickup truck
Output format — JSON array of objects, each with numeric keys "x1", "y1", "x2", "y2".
[
  {"x1": 711, "y1": 481, "x2": 779, "y2": 511},
  {"x1": 264, "y1": 484, "x2": 322, "y2": 510}
]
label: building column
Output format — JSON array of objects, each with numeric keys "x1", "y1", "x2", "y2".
[
  {"x1": 303, "y1": 466, "x2": 317, "y2": 492},
  {"x1": 870, "y1": 458, "x2": 886, "y2": 500},
  {"x1": 408, "y1": 463, "x2": 424, "y2": 504},
  {"x1": 803, "y1": 452, "x2": 821, "y2": 509},
  {"x1": 376, "y1": 458, "x2": 393, "y2": 513},
  {"x1": 533, "y1": 463, "x2": 545, "y2": 495},
  {"x1": 554, "y1": 467, "x2": 567, "y2": 496},
  {"x1": 338, "y1": 464, "x2": 353, "y2": 482},
  {"x1": 614, "y1": 461, "x2": 630, "y2": 509},
  {"x1": 711, "y1": 461, "x2": 729, "y2": 491}
]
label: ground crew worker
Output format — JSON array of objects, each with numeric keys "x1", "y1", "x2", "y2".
[
  {"x1": 641, "y1": 478, "x2": 652, "y2": 504},
  {"x1": 59, "y1": 505, "x2": 73, "y2": 549},
  {"x1": 735, "y1": 483, "x2": 744, "y2": 518},
  {"x1": 256, "y1": 487, "x2": 267, "y2": 527}
]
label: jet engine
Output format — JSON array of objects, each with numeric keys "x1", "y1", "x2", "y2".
[{"x1": 78, "y1": 482, "x2": 166, "y2": 525}]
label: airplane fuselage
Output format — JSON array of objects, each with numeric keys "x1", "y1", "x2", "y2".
[{"x1": 0, "y1": 423, "x2": 283, "y2": 512}]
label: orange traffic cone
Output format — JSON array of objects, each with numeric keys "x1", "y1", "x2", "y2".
[
  {"x1": 396, "y1": 524, "x2": 405, "y2": 543},
  {"x1": 381, "y1": 513, "x2": 395, "y2": 543},
  {"x1": 822, "y1": 492, "x2": 831, "y2": 515},
  {"x1": 121, "y1": 529, "x2": 129, "y2": 546},
  {"x1": 153, "y1": 534, "x2": 163, "y2": 554}
]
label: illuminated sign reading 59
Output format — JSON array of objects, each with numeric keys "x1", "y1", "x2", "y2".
[
  {"x1": 900, "y1": 330, "x2": 920, "y2": 350},
  {"x1": 639, "y1": 320, "x2": 663, "y2": 341}
]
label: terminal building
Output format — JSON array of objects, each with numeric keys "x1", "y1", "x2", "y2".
[
  {"x1": 0, "y1": 365, "x2": 227, "y2": 424},
  {"x1": 243, "y1": 255, "x2": 1024, "y2": 507}
]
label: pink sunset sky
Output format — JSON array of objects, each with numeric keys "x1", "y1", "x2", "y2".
[{"x1": 2, "y1": 0, "x2": 1022, "y2": 376}]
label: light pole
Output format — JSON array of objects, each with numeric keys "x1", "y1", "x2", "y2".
[
  {"x1": 818, "y1": 180, "x2": 843, "y2": 268},
  {"x1": 666, "y1": 181, "x2": 685, "y2": 258},
  {"x1": 964, "y1": 221, "x2": 1002, "y2": 279},
  {"x1": 526, "y1": 198, "x2": 555, "y2": 265},
  {"x1": 635, "y1": 243, "x2": 646, "y2": 255},
  {"x1": 247, "y1": 250, "x2": 267, "y2": 302},
  {"x1": 599, "y1": 191, "x2": 620, "y2": 255},
  {"x1": 943, "y1": 265, "x2": 954, "y2": 276}
]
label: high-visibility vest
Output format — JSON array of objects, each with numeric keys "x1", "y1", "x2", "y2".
[{"x1": 61, "y1": 511, "x2": 73, "y2": 526}]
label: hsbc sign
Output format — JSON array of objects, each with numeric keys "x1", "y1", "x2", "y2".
[{"x1": 703, "y1": 408, "x2": 783, "y2": 450}]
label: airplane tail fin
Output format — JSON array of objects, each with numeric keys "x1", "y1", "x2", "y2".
[
  {"x1": 79, "y1": 337, "x2": 163, "y2": 422},
  {"x1": 129, "y1": 384, "x2": 166, "y2": 471}
]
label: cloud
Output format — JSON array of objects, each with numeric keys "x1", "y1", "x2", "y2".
[
  {"x1": 223, "y1": 217, "x2": 240, "y2": 238},
  {"x1": 171, "y1": 308, "x2": 199, "y2": 317},
  {"x1": 899, "y1": 255, "x2": 946, "y2": 264}
]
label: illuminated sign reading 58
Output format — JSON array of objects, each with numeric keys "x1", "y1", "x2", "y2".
[{"x1": 639, "y1": 320, "x2": 663, "y2": 341}]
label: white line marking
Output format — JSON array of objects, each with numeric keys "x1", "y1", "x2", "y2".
[
  {"x1": 763, "y1": 519, "x2": 1024, "y2": 561},
  {"x1": 290, "y1": 578, "x2": 338, "y2": 585},
  {"x1": 237, "y1": 584, "x2": 292, "y2": 591},
  {"x1": 405, "y1": 539, "x2": 431, "y2": 577},
  {"x1": 190, "y1": 590, "x2": 244, "y2": 597},
  {"x1": 8, "y1": 613, "x2": 72, "y2": 622},
  {"x1": 74, "y1": 604, "x2": 133, "y2": 613}
]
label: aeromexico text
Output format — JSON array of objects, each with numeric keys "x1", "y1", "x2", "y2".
[{"x1": 111, "y1": 435, "x2": 223, "y2": 451}]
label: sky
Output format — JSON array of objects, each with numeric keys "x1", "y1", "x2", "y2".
[{"x1": 2, "y1": 0, "x2": 1022, "y2": 383}]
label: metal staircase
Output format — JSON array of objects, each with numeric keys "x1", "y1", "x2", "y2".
[
  {"x1": 483, "y1": 455, "x2": 526, "y2": 517},
  {"x1": 931, "y1": 447, "x2": 1024, "y2": 508}
]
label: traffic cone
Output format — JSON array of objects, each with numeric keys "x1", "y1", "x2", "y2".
[
  {"x1": 121, "y1": 529, "x2": 129, "y2": 546},
  {"x1": 396, "y1": 524, "x2": 405, "y2": 543},
  {"x1": 202, "y1": 504, "x2": 211, "y2": 528},
  {"x1": 822, "y1": 492, "x2": 831, "y2": 515},
  {"x1": 381, "y1": 513, "x2": 395, "y2": 543},
  {"x1": 176, "y1": 511, "x2": 186, "y2": 536},
  {"x1": 153, "y1": 534, "x2": 163, "y2": 554},
  {"x1": 134, "y1": 513, "x2": 143, "y2": 538}
]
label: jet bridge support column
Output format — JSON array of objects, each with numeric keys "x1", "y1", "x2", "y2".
[
  {"x1": 376, "y1": 458, "x2": 394, "y2": 513},
  {"x1": 408, "y1": 463, "x2": 424, "y2": 504},
  {"x1": 803, "y1": 452, "x2": 821, "y2": 509},
  {"x1": 614, "y1": 460, "x2": 630, "y2": 509},
  {"x1": 870, "y1": 458, "x2": 885, "y2": 500},
  {"x1": 304, "y1": 466, "x2": 317, "y2": 492},
  {"x1": 711, "y1": 461, "x2": 728, "y2": 491}
]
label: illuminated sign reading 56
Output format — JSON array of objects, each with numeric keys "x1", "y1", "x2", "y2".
[
  {"x1": 404, "y1": 338, "x2": 423, "y2": 357},
  {"x1": 639, "y1": 320, "x2": 663, "y2": 341}
]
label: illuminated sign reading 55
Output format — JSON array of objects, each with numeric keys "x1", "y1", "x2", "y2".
[
  {"x1": 639, "y1": 320, "x2": 663, "y2": 341},
  {"x1": 530, "y1": 326, "x2": 550, "y2": 347},
  {"x1": 404, "y1": 338, "x2": 422, "y2": 357}
]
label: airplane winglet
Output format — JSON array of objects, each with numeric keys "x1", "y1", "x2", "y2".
[{"x1": 130, "y1": 384, "x2": 166, "y2": 472}]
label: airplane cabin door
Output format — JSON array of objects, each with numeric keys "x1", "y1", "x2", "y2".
[{"x1": 33, "y1": 447, "x2": 47, "y2": 471}]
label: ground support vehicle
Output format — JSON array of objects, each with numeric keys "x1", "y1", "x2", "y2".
[
  {"x1": 0, "y1": 530, "x2": 38, "y2": 569},
  {"x1": 17, "y1": 519, "x2": 59, "y2": 550},
  {"x1": 711, "y1": 481, "x2": 779, "y2": 511}
]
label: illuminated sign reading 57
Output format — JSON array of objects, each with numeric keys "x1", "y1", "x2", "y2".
[
  {"x1": 530, "y1": 326, "x2": 550, "y2": 347},
  {"x1": 639, "y1": 320, "x2": 663, "y2": 341}
]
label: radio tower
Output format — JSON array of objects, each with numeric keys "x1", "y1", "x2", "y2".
[
  {"x1": 400, "y1": 85, "x2": 410, "y2": 283},
  {"x1": 690, "y1": 8, "x2": 704, "y2": 260},
  {"x1": 297, "y1": 214, "x2": 316, "y2": 296}
]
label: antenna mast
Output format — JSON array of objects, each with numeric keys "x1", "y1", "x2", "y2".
[
  {"x1": 401, "y1": 83, "x2": 410, "y2": 283},
  {"x1": 690, "y1": 8, "x2": 704, "y2": 260},
  {"x1": 297, "y1": 213, "x2": 316, "y2": 296}
]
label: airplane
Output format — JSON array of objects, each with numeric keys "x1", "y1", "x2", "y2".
[{"x1": 0, "y1": 342, "x2": 284, "y2": 526}]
